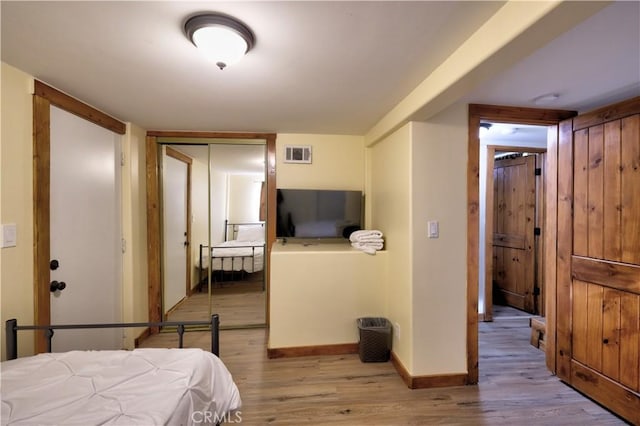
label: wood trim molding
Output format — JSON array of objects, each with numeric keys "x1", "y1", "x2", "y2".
[
  {"x1": 572, "y1": 96, "x2": 640, "y2": 131},
  {"x1": 491, "y1": 145, "x2": 548, "y2": 154},
  {"x1": 146, "y1": 136, "x2": 162, "y2": 330},
  {"x1": 469, "y1": 104, "x2": 577, "y2": 125},
  {"x1": 165, "y1": 146, "x2": 193, "y2": 164},
  {"x1": 33, "y1": 94, "x2": 51, "y2": 354},
  {"x1": 390, "y1": 352, "x2": 468, "y2": 389},
  {"x1": 555, "y1": 118, "x2": 574, "y2": 381},
  {"x1": 147, "y1": 130, "x2": 276, "y2": 140},
  {"x1": 544, "y1": 126, "x2": 559, "y2": 374},
  {"x1": 466, "y1": 111, "x2": 480, "y2": 385},
  {"x1": 267, "y1": 343, "x2": 358, "y2": 359},
  {"x1": 34, "y1": 80, "x2": 126, "y2": 135},
  {"x1": 134, "y1": 327, "x2": 151, "y2": 347}
]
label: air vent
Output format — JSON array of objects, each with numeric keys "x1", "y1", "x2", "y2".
[{"x1": 284, "y1": 145, "x2": 312, "y2": 164}]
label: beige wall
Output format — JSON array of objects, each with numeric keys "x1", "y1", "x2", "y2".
[
  {"x1": 276, "y1": 134, "x2": 365, "y2": 190},
  {"x1": 269, "y1": 243, "x2": 387, "y2": 348},
  {"x1": 0, "y1": 62, "x2": 35, "y2": 359},
  {"x1": 190, "y1": 154, "x2": 209, "y2": 289},
  {"x1": 368, "y1": 123, "x2": 414, "y2": 369},
  {"x1": 410, "y1": 105, "x2": 468, "y2": 375},
  {"x1": 121, "y1": 122, "x2": 148, "y2": 348},
  {"x1": 0, "y1": 62, "x2": 150, "y2": 355}
]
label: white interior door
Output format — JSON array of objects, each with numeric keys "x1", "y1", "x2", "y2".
[
  {"x1": 163, "y1": 152, "x2": 188, "y2": 314},
  {"x1": 50, "y1": 106, "x2": 122, "y2": 351}
]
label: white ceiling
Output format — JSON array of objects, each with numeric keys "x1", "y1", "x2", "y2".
[{"x1": 2, "y1": 1, "x2": 639, "y2": 140}]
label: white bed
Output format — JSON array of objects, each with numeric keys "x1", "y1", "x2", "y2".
[
  {"x1": 1, "y1": 348, "x2": 241, "y2": 426},
  {"x1": 207, "y1": 240, "x2": 265, "y2": 273},
  {"x1": 199, "y1": 222, "x2": 265, "y2": 275}
]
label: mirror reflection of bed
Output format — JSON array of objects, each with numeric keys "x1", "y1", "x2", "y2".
[{"x1": 161, "y1": 143, "x2": 267, "y2": 328}]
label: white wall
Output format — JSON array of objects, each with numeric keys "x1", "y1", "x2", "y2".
[
  {"x1": 209, "y1": 169, "x2": 227, "y2": 243},
  {"x1": 227, "y1": 174, "x2": 263, "y2": 224}
]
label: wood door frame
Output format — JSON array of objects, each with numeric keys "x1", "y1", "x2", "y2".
[
  {"x1": 33, "y1": 81, "x2": 126, "y2": 353},
  {"x1": 467, "y1": 104, "x2": 576, "y2": 383},
  {"x1": 485, "y1": 146, "x2": 546, "y2": 321},
  {"x1": 145, "y1": 131, "x2": 277, "y2": 331},
  {"x1": 164, "y1": 147, "x2": 193, "y2": 299}
]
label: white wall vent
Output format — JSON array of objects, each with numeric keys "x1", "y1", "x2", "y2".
[{"x1": 284, "y1": 145, "x2": 312, "y2": 164}]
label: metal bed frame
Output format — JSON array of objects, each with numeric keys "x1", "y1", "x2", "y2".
[
  {"x1": 199, "y1": 220, "x2": 265, "y2": 286},
  {"x1": 5, "y1": 314, "x2": 220, "y2": 360}
]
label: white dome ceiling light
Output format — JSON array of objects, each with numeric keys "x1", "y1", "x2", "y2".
[{"x1": 184, "y1": 13, "x2": 255, "y2": 70}]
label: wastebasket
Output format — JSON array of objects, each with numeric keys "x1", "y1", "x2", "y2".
[{"x1": 357, "y1": 317, "x2": 392, "y2": 362}]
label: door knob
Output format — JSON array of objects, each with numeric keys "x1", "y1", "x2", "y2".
[
  {"x1": 50, "y1": 259, "x2": 59, "y2": 270},
  {"x1": 50, "y1": 280, "x2": 67, "y2": 292}
]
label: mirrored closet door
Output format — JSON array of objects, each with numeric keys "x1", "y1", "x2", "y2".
[{"x1": 160, "y1": 142, "x2": 267, "y2": 328}]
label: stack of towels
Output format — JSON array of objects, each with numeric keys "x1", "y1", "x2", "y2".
[{"x1": 349, "y1": 230, "x2": 384, "y2": 255}]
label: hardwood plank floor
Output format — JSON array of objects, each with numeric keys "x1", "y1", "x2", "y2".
[
  {"x1": 140, "y1": 316, "x2": 627, "y2": 425},
  {"x1": 166, "y1": 280, "x2": 266, "y2": 327}
]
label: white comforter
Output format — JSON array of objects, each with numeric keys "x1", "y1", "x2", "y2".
[{"x1": 1, "y1": 348, "x2": 241, "y2": 425}]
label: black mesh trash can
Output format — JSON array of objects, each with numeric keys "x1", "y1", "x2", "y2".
[{"x1": 357, "y1": 317, "x2": 392, "y2": 362}]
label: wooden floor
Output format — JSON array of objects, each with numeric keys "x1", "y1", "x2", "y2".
[
  {"x1": 166, "y1": 280, "x2": 266, "y2": 327},
  {"x1": 140, "y1": 311, "x2": 627, "y2": 425}
]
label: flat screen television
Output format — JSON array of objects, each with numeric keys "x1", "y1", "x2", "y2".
[{"x1": 276, "y1": 189, "x2": 363, "y2": 239}]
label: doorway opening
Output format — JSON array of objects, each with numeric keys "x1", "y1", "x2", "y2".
[{"x1": 466, "y1": 104, "x2": 577, "y2": 384}]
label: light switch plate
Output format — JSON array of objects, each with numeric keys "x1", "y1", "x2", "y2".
[
  {"x1": 428, "y1": 220, "x2": 439, "y2": 238},
  {"x1": 2, "y1": 223, "x2": 17, "y2": 248}
]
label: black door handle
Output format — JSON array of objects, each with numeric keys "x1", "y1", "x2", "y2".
[
  {"x1": 50, "y1": 280, "x2": 67, "y2": 292},
  {"x1": 50, "y1": 259, "x2": 59, "y2": 270}
]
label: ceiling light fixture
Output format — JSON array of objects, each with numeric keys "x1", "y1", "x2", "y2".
[
  {"x1": 184, "y1": 13, "x2": 255, "y2": 70},
  {"x1": 532, "y1": 93, "x2": 560, "y2": 105},
  {"x1": 479, "y1": 122, "x2": 492, "y2": 138}
]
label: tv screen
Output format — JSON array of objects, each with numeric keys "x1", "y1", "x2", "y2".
[{"x1": 276, "y1": 189, "x2": 363, "y2": 239}]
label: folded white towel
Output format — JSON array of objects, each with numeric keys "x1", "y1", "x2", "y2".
[
  {"x1": 349, "y1": 230, "x2": 383, "y2": 242},
  {"x1": 354, "y1": 236, "x2": 384, "y2": 243},
  {"x1": 351, "y1": 241, "x2": 384, "y2": 255}
]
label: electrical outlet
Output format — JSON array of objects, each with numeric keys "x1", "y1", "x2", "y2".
[{"x1": 394, "y1": 322, "x2": 401, "y2": 339}]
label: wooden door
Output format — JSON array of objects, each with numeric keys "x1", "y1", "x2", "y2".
[
  {"x1": 557, "y1": 97, "x2": 640, "y2": 424},
  {"x1": 493, "y1": 155, "x2": 536, "y2": 313}
]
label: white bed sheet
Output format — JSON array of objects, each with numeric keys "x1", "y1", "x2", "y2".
[
  {"x1": 1, "y1": 348, "x2": 241, "y2": 426},
  {"x1": 201, "y1": 240, "x2": 264, "y2": 273}
]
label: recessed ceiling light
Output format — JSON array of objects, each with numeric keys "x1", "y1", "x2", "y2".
[{"x1": 532, "y1": 93, "x2": 560, "y2": 105}]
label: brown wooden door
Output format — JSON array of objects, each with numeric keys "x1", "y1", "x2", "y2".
[
  {"x1": 557, "y1": 98, "x2": 640, "y2": 424},
  {"x1": 493, "y1": 155, "x2": 536, "y2": 313}
]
